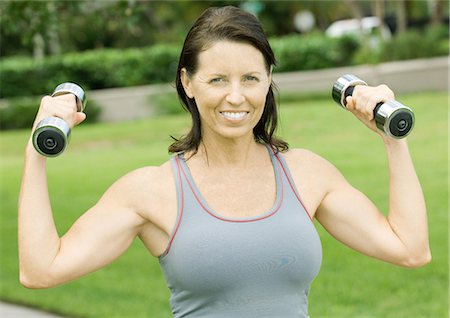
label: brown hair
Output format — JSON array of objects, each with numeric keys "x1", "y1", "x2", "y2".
[{"x1": 169, "y1": 6, "x2": 288, "y2": 154}]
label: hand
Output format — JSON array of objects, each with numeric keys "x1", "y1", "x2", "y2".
[
  {"x1": 345, "y1": 84, "x2": 395, "y2": 136},
  {"x1": 32, "y1": 94, "x2": 86, "y2": 132}
]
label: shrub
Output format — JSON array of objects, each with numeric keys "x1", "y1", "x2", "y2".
[
  {"x1": 0, "y1": 44, "x2": 179, "y2": 99},
  {"x1": 379, "y1": 25, "x2": 448, "y2": 62},
  {"x1": 151, "y1": 92, "x2": 184, "y2": 116},
  {"x1": 0, "y1": 27, "x2": 447, "y2": 100},
  {"x1": 270, "y1": 33, "x2": 359, "y2": 72},
  {"x1": 0, "y1": 96, "x2": 102, "y2": 130}
]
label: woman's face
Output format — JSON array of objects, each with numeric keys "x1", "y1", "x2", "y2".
[{"x1": 181, "y1": 40, "x2": 271, "y2": 142}]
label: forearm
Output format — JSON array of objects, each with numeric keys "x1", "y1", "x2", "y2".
[
  {"x1": 383, "y1": 137, "x2": 431, "y2": 265},
  {"x1": 18, "y1": 140, "x2": 61, "y2": 287}
]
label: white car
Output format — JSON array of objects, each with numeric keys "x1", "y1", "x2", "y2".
[{"x1": 326, "y1": 16, "x2": 392, "y2": 40}]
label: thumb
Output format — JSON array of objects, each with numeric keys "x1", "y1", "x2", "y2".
[
  {"x1": 345, "y1": 96, "x2": 354, "y2": 111},
  {"x1": 75, "y1": 112, "x2": 87, "y2": 126}
]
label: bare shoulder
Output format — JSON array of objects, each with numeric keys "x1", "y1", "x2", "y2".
[
  {"x1": 119, "y1": 160, "x2": 174, "y2": 192},
  {"x1": 107, "y1": 159, "x2": 176, "y2": 219},
  {"x1": 283, "y1": 148, "x2": 339, "y2": 183},
  {"x1": 280, "y1": 148, "x2": 346, "y2": 216},
  {"x1": 282, "y1": 148, "x2": 338, "y2": 175}
]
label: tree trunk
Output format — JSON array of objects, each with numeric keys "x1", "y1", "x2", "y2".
[
  {"x1": 372, "y1": 0, "x2": 388, "y2": 39},
  {"x1": 396, "y1": 0, "x2": 408, "y2": 34},
  {"x1": 346, "y1": 0, "x2": 364, "y2": 21},
  {"x1": 430, "y1": 0, "x2": 444, "y2": 25},
  {"x1": 33, "y1": 33, "x2": 45, "y2": 61},
  {"x1": 345, "y1": 0, "x2": 364, "y2": 38},
  {"x1": 47, "y1": 2, "x2": 61, "y2": 56},
  {"x1": 372, "y1": 0, "x2": 385, "y2": 24}
]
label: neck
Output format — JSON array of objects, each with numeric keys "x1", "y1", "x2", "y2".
[{"x1": 190, "y1": 134, "x2": 265, "y2": 169}]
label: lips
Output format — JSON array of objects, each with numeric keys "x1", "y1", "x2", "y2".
[{"x1": 220, "y1": 111, "x2": 249, "y2": 121}]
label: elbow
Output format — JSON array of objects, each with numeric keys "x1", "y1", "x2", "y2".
[
  {"x1": 19, "y1": 270, "x2": 55, "y2": 289},
  {"x1": 401, "y1": 250, "x2": 432, "y2": 269},
  {"x1": 20, "y1": 274, "x2": 42, "y2": 289},
  {"x1": 19, "y1": 273, "x2": 46, "y2": 289}
]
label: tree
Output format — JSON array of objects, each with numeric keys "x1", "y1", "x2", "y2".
[{"x1": 0, "y1": 1, "x2": 82, "y2": 58}]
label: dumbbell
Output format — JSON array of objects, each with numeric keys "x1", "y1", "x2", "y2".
[
  {"x1": 332, "y1": 74, "x2": 414, "y2": 139},
  {"x1": 32, "y1": 83, "x2": 87, "y2": 157}
]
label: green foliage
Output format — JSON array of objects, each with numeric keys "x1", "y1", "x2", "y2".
[
  {"x1": 270, "y1": 33, "x2": 358, "y2": 72},
  {"x1": 0, "y1": 98, "x2": 37, "y2": 130},
  {"x1": 0, "y1": 1, "x2": 81, "y2": 56},
  {"x1": 0, "y1": 1, "x2": 202, "y2": 57},
  {"x1": 1, "y1": 24, "x2": 448, "y2": 100},
  {"x1": 356, "y1": 25, "x2": 449, "y2": 64},
  {"x1": 151, "y1": 92, "x2": 185, "y2": 116},
  {"x1": 1, "y1": 34, "x2": 359, "y2": 99},
  {"x1": 0, "y1": 1, "x2": 368, "y2": 58},
  {"x1": 0, "y1": 97, "x2": 102, "y2": 130},
  {"x1": 0, "y1": 44, "x2": 179, "y2": 99},
  {"x1": 381, "y1": 26, "x2": 449, "y2": 61}
]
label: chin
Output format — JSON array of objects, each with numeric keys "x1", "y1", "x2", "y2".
[{"x1": 213, "y1": 126, "x2": 254, "y2": 141}]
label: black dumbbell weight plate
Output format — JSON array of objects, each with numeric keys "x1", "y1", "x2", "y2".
[{"x1": 35, "y1": 128, "x2": 66, "y2": 156}]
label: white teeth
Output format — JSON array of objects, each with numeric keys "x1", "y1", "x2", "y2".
[{"x1": 221, "y1": 112, "x2": 247, "y2": 120}]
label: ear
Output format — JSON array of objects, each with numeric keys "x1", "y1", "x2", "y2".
[
  {"x1": 268, "y1": 65, "x2": 273, "y2": 84},
  {"x1": 180, "y1": 68, "x2": 194, "y2": 99}
]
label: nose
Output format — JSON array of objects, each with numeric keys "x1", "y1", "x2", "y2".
[{"x1": 225, "y1": 83, "x2": 245, "y2": 105}]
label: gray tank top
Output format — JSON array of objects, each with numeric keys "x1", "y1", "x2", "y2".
[{"x1": 159, "y1": 147, "x2": 322, "y2": 317}]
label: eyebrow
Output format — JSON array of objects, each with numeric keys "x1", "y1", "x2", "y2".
[
  {"x1": 244, "y1": 71, "x2": 263, "y2": 76},
  {"x1": 206, "y1": 71, "x2": 263, "y2": 77}
]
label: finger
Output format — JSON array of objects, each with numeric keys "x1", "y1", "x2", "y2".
[
  {"x1": 35, "y1": 96, "x2": 80, "y2": 129},
  {"x1": 351, "y1": 86, "x2": 377, "y2": 121},
  {"x1": 348, "y1": 85, "x2": 365, "y2": 111},
  {"x1": 376, "y1": 84, "x2": 395, "y2": 101},
  {"x1": 364, "y1": 96, "x2": 379, "y2": 121},
  {"x1": 53, "y1": 93, "x2": 77, "y2": 102},
  {"x1": 74, "y1": 112, "x2": 87, "y2": 126},
  {"x1": 39, "y1": 96, "x2": 77, "y2": 117},
  {"x1": 52, "y1": 94, "x2": 78, "y2": 112}
]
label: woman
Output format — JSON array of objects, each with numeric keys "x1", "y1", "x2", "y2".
[{"x1": 19, "y1": 6, "x2": 431, "y2": 317}]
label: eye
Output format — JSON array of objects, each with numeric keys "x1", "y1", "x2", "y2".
[
  {"x1": 244, "y1": 75, "x2": 259, "y2": 82},
  {"x1": 209, "y1": 77, "x2": 225, "y2": 84}
]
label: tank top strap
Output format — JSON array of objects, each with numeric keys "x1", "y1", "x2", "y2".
[
  {"x1": 161, "y1": 156, "x2": 186, "y2": 258},
  {"x1": 266, "y1": 146, "x2": 313, "y2": 221}
]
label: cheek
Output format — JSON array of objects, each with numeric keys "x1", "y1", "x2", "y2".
[
  {"x1": 249, "y1": 86, "x2": 270, "y2": 109},
  {"x1": 193, "y1": 94, "x2": 220, "y2": 122}
]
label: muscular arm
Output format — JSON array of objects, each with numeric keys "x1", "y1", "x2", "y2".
[
  {"x1": 17, "y1": 94, "x2": 167, "y2": 288},
  {"x1": 315, "y1": 138, "x2": 430, "y2": 267},
  {"x1": 18, "y1": 143, "x2": 151, "y2": 288},
  {"x1": 311, "y1": 82, "x2": 431, "y2": 268}
]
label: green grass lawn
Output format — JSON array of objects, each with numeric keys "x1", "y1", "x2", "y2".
[{"x1": 1, "y1": 91, "x2": 448, "y2": 317}]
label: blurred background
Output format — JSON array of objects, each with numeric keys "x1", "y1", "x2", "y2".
[
  {"x1": 0, "y1": 1, "x2": 448, "y2": 317},
  {"x1": 0, "y1": 0, "x2": 448, "y2": 126}
]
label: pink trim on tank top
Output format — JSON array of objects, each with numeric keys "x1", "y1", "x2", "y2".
[
  {"x1": 272, "y1": 152, "x2": 313, "y2": 221},
  {"x1": 160, "y1": 157, "x2": 185, "y2": 257},
  {"x1": 177, "y1": 155, "x2": 284, "y2": 223}
]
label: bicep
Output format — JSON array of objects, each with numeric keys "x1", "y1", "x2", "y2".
[
  {"x1": 49, "y1": 175, "x2": 147, "y2": 286},
  {"x1": 315, "y1": 176, "x2": 409, "y2": 266}
]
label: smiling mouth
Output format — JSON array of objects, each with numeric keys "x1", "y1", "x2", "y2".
[{"x1": 220, "y1": 111, "x2": 249, "y2": 121}]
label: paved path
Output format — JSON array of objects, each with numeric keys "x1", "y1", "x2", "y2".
[{"x1": 0, "y1": 302, "x2": 65, "y2": 318}]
